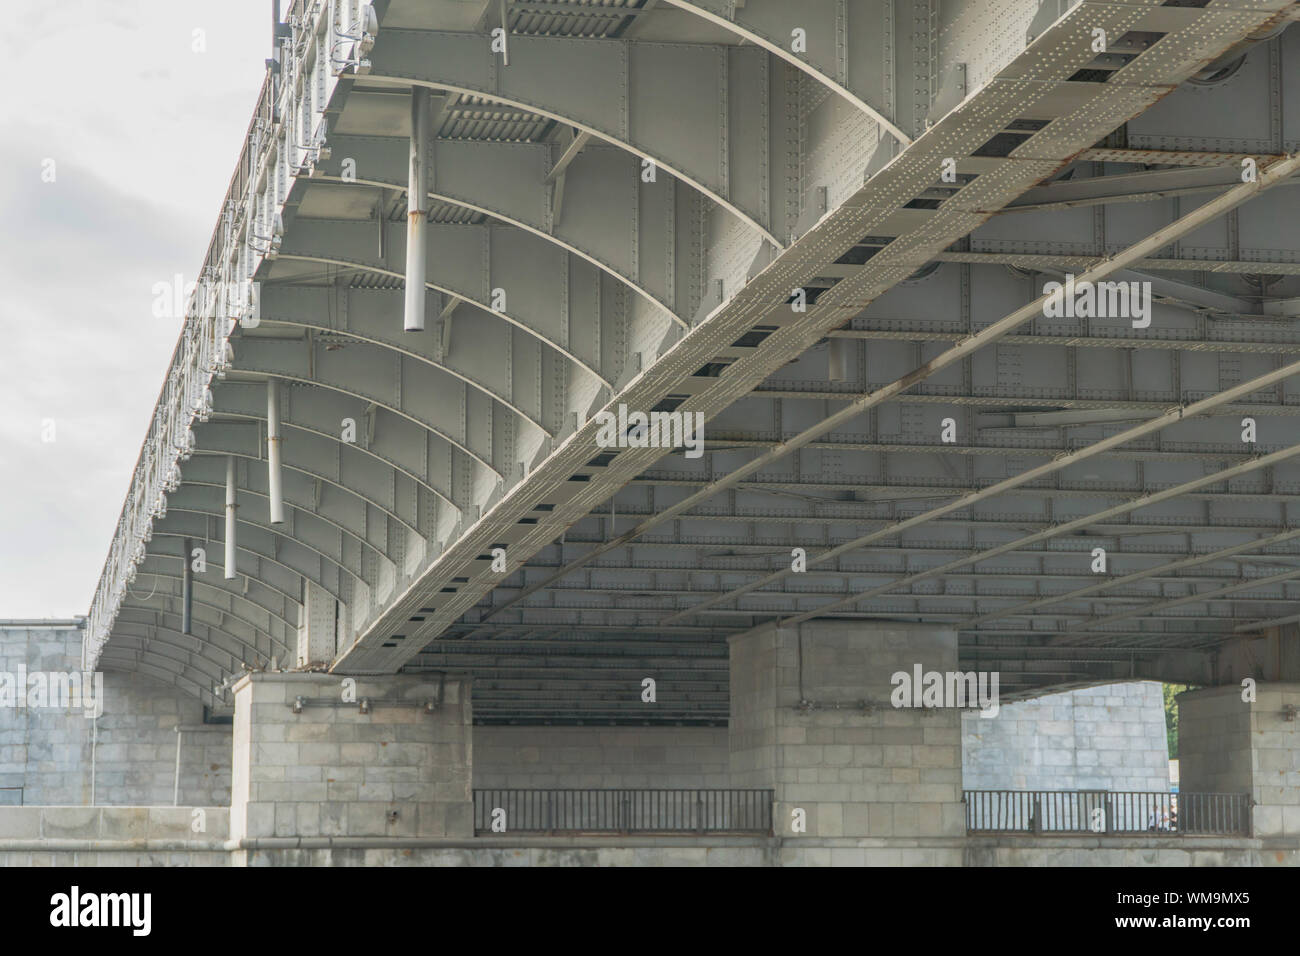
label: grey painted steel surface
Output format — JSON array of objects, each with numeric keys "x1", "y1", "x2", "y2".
[{"x1": 85, "y1": 0, "x2": 1300, "y2": 722}]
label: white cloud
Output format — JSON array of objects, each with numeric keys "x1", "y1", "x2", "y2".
[{"x1": 0, "y1": 1, "x2": 267, "y2": 616}]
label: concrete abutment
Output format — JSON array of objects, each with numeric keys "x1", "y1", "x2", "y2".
[
  {"x1": 729, "y1": 622, "x2": 966, "y2": 863},
  {"x1": 1178, "y1": 683, "x2": 1300, "y2": 840},
  {"x1": 228, "y1": 672, "x2": 473, "y2": 863}
]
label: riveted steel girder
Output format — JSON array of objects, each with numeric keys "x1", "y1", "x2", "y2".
[
  {"x1": 309, "y1": 134, "x2": 696, "y2": 320},
  {"x1": 89, "y1": 0, "x2": 1300, "y2": 715},
  {"x1": 189, "y1": 424, "x2": 418, "y2": 535},
  {"x1": 149, "y1": 507, "x2": 350, "y2": 605},
  {"x1": 258, "y1": 282, "x2": 599, "y2": 416},
  {"x1": 336, "y1": 1, "x2": 1300, "y2": 673},
  {"x1": 176, "y1": 444, "x2": 415, "y2": 559},
  {"x1": 98, "y1": 651, "x2": 219, "y2": 708},
  {"x1": 127, "y1": 548, "x2": 298, "y2": 642},
  {"x1": 363, "y1": 29, "x2": 783, "y2": 243},
  {"x1": 114, "y1": 570, "x2": 294, "y2": 660},
  {"x1": 209, "y1": 380, "x2": 461, "y2": 511},
  {"x1": 227, "y1": 336, "x2": 511, "y2": 472},
  {"x1": 656, "y1": 0, "x2": 912, "y2": 143},
  {"x1": 269, "y1": 217, "x2": 640, "y2": 394},
  {"x1": 163, "y1": 493, "x2": 365, "y2": 590}
]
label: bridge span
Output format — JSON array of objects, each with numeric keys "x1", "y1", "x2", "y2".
[{"x1": 64, "y1": 0, "x2": 1300, "y2": 864}]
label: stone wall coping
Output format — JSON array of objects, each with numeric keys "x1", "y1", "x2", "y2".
[
  {"x1": 0, "y1": 806, "x2": 231, "y2": 844},
  {"x1": 226, "y1": 833, "x2": 1300, "y2": 851},
  {"x1": 0, "y1": 840, "x2": 227, "y2": 852},
  {"x1": 1179, "y1": 682, "x2": 1300, "y2": 703}
]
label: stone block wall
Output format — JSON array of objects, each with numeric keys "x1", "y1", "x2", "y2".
[
  {"x1": 473, "y1": 726, "x2": 731, "y2": 789},
  {"x1": 0, "y1": 805, "x2": 230, "y2": 867},
  {"x1": 229, "y1": 672, "x2": 472, "y2": 843},
  {"x1": 962, "y1": 681, "x2": 1170, "y2": 792},
  {"x1": 1179, "y1": 683, "x2": 1300, "y2": 838},
  {"x1": 88, "y1": 672, "x2": 231, "y2": 806},
  {"x1": 0, "y1": 624, "x2": 1201, "y2": 821},
  {"x1": 0, "y1": 624, "x2": 231, "y2": 806},
  {"x1": 472, "y1": 683, "x2": 1174, "y2": 798},
  {"x1": 730, "y1": 622, "x2": 966, "y2": 844},
  {"x1": 0, "y1": 623, "x2": 90, "y2": 803}
]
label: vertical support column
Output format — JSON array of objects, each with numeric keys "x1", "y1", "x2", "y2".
[
  {"x1": 1178, "y1": 683, "x2": 1300, "y2": 840},
  {"x1": 224, "y1": 455, "x2": 237, "y2": 581},
  {"x1": 228, "y1": 673, "x2": 473, "y2": 864},
  {"x1": 297, "y1": 580, "x2": 337, "y2": 668},
  {"x1": 181, "y1": 537, "x2": 193, "y2": 635},
  {"x1": 729, "y1": 620, "x2": 965, "y2": 865},
  {"x1": 403, "y1": 86, "x2": 431, "y2": 333},
  {"x1": 267, "y1": 378, "x2": 285, "y2": 525}
]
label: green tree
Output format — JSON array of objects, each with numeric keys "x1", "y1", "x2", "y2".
[{"x1": 1163, "y1": 683, "x2": 1188, "y2": 759}]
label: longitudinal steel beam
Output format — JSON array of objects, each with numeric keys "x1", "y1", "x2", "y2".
[
  {"x1": 635, "y1": 474, "x2": 1300, "y2": 506},
  {"x1": 760, "y1": 441, "x2": 1300, "y2": 629},
  {"x1": 750, "y1": 390, "x2": 1300, "y2": 416},
  {"x1": 1077, "y1": 148, "x2": 1286, "y2": 168},
  {"x1": 965, "y1": 527, "x2": 1300, "y2": 627},
  {"x1": 1070, "y1": 566, "x2": 1300, "y2": 633},
  {"x1": 935, "y1": 251, "x2": 1300, "y2": 277},
  {"x1": 999, "y1": 164, "x2": 1299, "y2": 214},
  {"x1": 827, "y1": 328, "x2": 1300, "y2": 356},
  {"x1": 496, "y1": 557, "x2": 1299, "y2": 591},
  {"x1": 488, "y1": 153, "x2": 1300, "y2": 626},
  {"x1": 1235, "y1": 611, "x2": 1300, "y2": 633},
  {"x1": 674, "y1": 434, "x2": 1278, "y2": 462}
]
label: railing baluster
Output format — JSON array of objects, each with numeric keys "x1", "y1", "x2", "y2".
[
  {"x1": 470, "y1": 789, "x2": 774, "y2": 834},
  {"x1": 472, "y1": 789, "x2": 1248, "y2": 838},
  {"x1": 950, "y1": 790, "x2": 1249, "y2": 838}
]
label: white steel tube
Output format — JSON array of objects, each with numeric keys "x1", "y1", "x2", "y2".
[
  {"x1": 267, "y1": 378, "x2": 284, "y2": 524},
  {"x1": 224, "y1": 456, "x2": 237, "y2": 580},
  {"x1": 404, "y1": 86, "x2": 431, "y2": 332}
]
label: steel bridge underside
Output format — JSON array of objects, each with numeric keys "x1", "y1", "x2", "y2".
[{"x1": 88, "y1": 0, "x2": 1300, "y2": 724}]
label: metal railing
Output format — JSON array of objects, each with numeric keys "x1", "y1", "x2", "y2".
[
  {"x1": 964, "y1": 790, "x2": 1251, "y2": 836},
  {"x1": 83, "y1": 0, "x2": 376, "y2": 674},
  {"x1": 473, "y1": 789, "x2": 773, "y2": 835}
]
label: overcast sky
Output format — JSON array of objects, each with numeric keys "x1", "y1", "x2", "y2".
[{"x1": 0, "y1": 1, "x2": 268, "y2": 617}]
